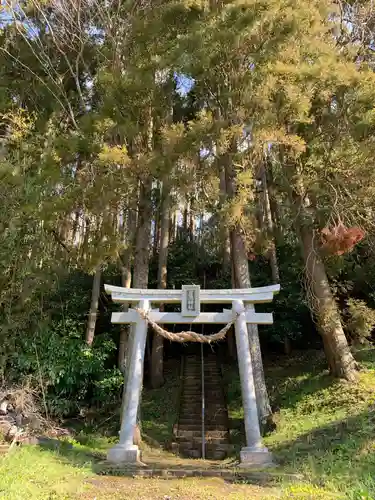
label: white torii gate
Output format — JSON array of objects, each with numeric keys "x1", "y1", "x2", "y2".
[{"x1": 105, "y1": 283, "x2": 280, "y2": 467}]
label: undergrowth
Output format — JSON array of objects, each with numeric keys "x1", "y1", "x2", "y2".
[
  {"x1": 0, "y1": 349, "x2": 373, "y2": 499},
  {"x1": 224, "y1": 346, "x2": 375, "y2": 499}
]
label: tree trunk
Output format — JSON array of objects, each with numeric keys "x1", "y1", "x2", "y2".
[
  {"x1": 230, "y1": 228, "x2": 272, "y2": 424},
  {"x1": 266, "y1": 165, "x2": 281, "y2": 241},
  {"x1": 219, "y1": 165, "x2": 231, "y2": 272},
  {"x1": 260, "y1": 163, "x2": 287, "y2": 353},
  {"x1": 297, "y1": 217, "x2": 358, "y2": 381},
  {"x1": 153, "y1": 198, "x2": 160, "y2": 256},
  {"x1": 223, "y1": 150, "x2": 272, "y2": 425},
  {"x1": 189, "y1": 196, "x2": 196, "y2": 241},
  {"x1": 118, "y1": 208, "x2": 136, "y2": 371},
  {"x1": 171, "y1": 210, "x2": 178, "y2": 242},
  {"x1": 133, "y1": 181, "x2": 153, "y2": 289},
  {"x1": 284, "y1": 337, "x2": 292, "y2": 355},
  {"x1": 150, "y1": 181, "x2": 170, "y2": 389},
  {"x1": 260, "y1": 164, "x2": 280, "y2": 284},
  {"x1": 85, "y1": 265, "x2": 102, "y2": 346},
  {"x1": 183, "y1": 202, "x2": 188, "y2": 235},
  {"x1": 286, "y1": 160, "x2": 358, "y2": 381}
]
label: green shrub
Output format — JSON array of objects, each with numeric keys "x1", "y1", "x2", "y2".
[
  {"x1": 346, "y1": 298, "x2": 375, "y2": 344},
  {"x1": 8, "y1": 319, "x2": 122, "y2": 417}
]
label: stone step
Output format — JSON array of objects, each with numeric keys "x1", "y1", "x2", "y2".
[
  {"x1": 185, "y1": 366, "x2": 218, "y2": 371},
  {"x1": 180, "y1": 398, "x2": 225, "y2": 405},
  {"x1": 176, "y1": 429, "x2": 229, "y2": 439},
  {"x1": 183, "y1": 382, "x2": 222, "y2": 389},
  {"x1": 177, "y1": 427, "x2": 228, "y2": 434},
  {"x1": 180, "y1": 403, "x2": 226, "y2": 410},
  {"x1": 183, "y1": 378, "x2": 220, "y2": 383},
  {"x1": 184, "y1": 370, "x2": 219, "y2": 376},
  {"x1": 180, "y1": 399, "x2": 228, "y2": 406},
  {"x1": 177, "y1": 444, "x2": 233, "y2": 460},
  {"x1": 205, "y1": 418, "x2": 229, "y2": 425},
  {"x1": 178, "y1": 419, "x2": 205, "y2": 426},
  {"x1": 178, "y1": 419, "x2": 228, "y2": 428},
  {"x1": 180, "y1": 404, "x2": 226, "y2": 411},
  {"x1": 182, "y1": 391, "x2": 223, "y2": 396},
  {"x1": 206, "y1": 449, "x2": 228, "y2": 460},
  {"x1": 178, "y1": 436, "x2": 229, "y2": 445},
  {"x1": 180, "y1": 399, "x2": 224, "y2": 405},
  {"x1": 178, "y1": 416, "x2": 228, "y2": 423},
  {"x1": 185, "y1": 359, "x2": 217, "y2": 364},
  {"x1": 205, "y1": 444, "x2": 234, "y2": 455},
  {"x1": 204, "y1": 409, "x2": 229, "y2": 416},
  {"x1": 179, "y1": 354, "x2": 230, "y2": 461},
  {"x1": 205, "y1": 417, "x2": 229, "y2": 424},
  {"x1": 178, "y1": 448, "x2": 201, "y2": 459},
  {"x1": 178, "y1": 416, "x2": 228, "y2": 424},
  {"x1": 178, "y1": 414, "x2": 202, "y2": 420},
  {"x1": 179, "y1": 412, "x2": 228, "y2": 419},
  {"x1": 182, "y1": 389, "x2": 223, "y2": 396},
  {"x1": 177, "y1": 424, "x2": 228, "y2": 431},
  {"x1": 184, "y1": 360, "x2": 206, "y2": 363},
  {"x1": 179, "y1": 413, "x2": 227, "y2": 421}
]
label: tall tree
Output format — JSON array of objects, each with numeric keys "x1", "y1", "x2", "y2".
[
  {"x1": 85, "y1": 265, "x2": 102, "y2": 346},
  {"x1": 150, "y1": 180, "x2": 170, "y2": 388}
]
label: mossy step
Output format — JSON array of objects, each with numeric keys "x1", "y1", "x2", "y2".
[
  {"x1": 176, "y1": 429, "x2": 229, "y2": 438},
  {"x1": 96, "y1": 462, "x2": 302, "y2": 482},
  {"x1": 177, "y1": 436, "x2": 229, "y2": 445}
]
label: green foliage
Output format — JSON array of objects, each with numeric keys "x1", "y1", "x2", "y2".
[
  {"x1": 9, "y1": 322, "x2": 122, "y2": 417},
  {"x1": 1, "y1": 269, "x2": 122, "y2": 418},
  {"x1": 163, "y1": 237, "x2": 231, "y2": 290},
  {"x1": 345, "y1": 299, "x2": 375, "y2": 343}
]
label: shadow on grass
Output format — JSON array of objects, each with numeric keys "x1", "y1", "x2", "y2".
[
  {"x1": 354, "y1": 346, "x2": 375, "y2": 369},
  {"x1": 270, "y1": 407, "x2": 375, "y2": 496},
  {"x1": 223, "y1": 350, "x2": 334, "y2": 419},
  {"x1": 28, "y1": 439, "x2": 101, "y2": 473}
]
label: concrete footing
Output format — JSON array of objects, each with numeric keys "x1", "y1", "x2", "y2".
[
  {"x1": 107, "y1": 444, "x2": 141, "y2": 465},
  {"x1": 239, "y1": 447, "x2": 274, "y2": 467}
]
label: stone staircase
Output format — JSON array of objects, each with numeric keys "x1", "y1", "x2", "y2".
[{"x1": 174, "y1": 348, "x2": 233, "y2": 460}]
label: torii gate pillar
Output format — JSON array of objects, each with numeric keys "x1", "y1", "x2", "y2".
[
  {"x1": 107, "y1": 299, "x2": 150, "y2": 464},
  {"x1": 105, "y1": 284, "x2": 279, "y2": 467},
  {"x1": 233, "y1": 300, "x2": 273, "y2": 466}
]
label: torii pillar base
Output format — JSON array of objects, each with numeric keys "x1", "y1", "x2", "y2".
[
  {"x1": 239, "y1": 447, "x2": 274, "y2": 468},
  {"x1": 107, "y1": 444, "x2": 141, "y2": 465}
]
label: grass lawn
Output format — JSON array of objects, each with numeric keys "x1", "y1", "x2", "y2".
[{"x1": 0, "y1": 347, "x2": 373, "y2": 499}]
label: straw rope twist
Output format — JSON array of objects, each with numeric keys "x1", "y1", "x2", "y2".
[{"x1": 135, "y1": 308, "x2": 238, "y2": 344}]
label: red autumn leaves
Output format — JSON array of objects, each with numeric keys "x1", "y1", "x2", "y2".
[{"x1": 321, "y1": 222, "x2": 365, "y2": 256}]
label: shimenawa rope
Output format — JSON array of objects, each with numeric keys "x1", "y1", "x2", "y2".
[{"x1": 135, "y1": 308, "x2": 238, "y2": 344}]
